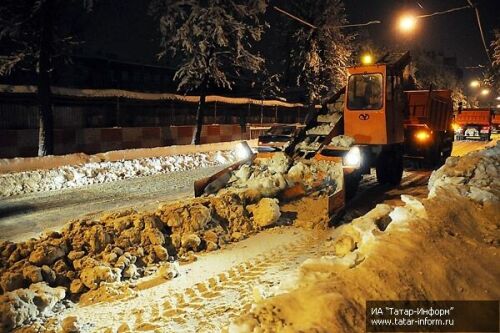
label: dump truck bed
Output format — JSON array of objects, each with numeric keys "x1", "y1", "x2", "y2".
[
  {"x1": 455, "y1": 109, "x2": 492, "y2": 126},
  {"x1": 404, "y1": 90, "x2": 453, "y2": 131}
]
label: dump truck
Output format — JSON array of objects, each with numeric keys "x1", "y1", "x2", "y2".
[
  {"x1": 403, "y1": 89, "x2": 454, "y2": 166},
  {"x1": 453, "y1": 108, "x2": 493, "y2": 141}
]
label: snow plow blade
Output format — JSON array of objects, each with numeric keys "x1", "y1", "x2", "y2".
[
  {"x1": 194, "y1": 154, "x2": 256, "y2": 197},
  {"x1": 194, "y1": 149, "x2": 346, "y2": 225}
]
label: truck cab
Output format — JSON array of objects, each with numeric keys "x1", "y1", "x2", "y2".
[
  {"x1": 340, "y1": 53, "x2": 412, "y2": 185},
  {"x1": 344, "y1": 63, "x2": 405, "y2": 145}
]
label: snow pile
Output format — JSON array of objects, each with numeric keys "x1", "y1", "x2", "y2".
[
  {"x1": 247, "y1": 198, "x2": 281, "y2": 227},
  {"x1": 0, "y1": 282, "x2": 66, "y2": 332},
  {"x1": 295, "y1": 139, "x2": 321, "y2": 151},
  {"x1": 229, "y1": 144, "x2": 500, "y2": 332},
  {"x1": 223, "y1": 153, "x2": 342, "y2": 204},
  {"x1": 317, "y1": 112, "x2": 342, "y2": 124},
  {"x1": 330, "y1": 135, "x2": 355, "y2": 148},
  {"x1": 0, "y1": 154, "x2": 342, "y2": 328},
  {"x1": 428, "y1": 141, "x2": 500, "y2": 204},
  {"x1": 306, "y1": 124, "x2": 334, "y2": 136},
  {"x1": 0, "y1": 151, "x2": 236, "y2": 197}
]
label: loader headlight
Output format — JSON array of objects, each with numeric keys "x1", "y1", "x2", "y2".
[
  {"x1": 234, "y1": 141, "x2": 253, "y2": 160},
  {"x1": 343, "y1": 146, "x2": 361, "y2": 167}
]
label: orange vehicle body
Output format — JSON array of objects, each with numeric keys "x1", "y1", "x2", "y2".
[
  {"x1": 454, "y1": 108, "x2": 493, "y2": 141},
  {"x1": 404, "y1": 90, "x2": 454, "y2": 132},
  {"x1": 455, "y1": 108, "x2": 492, "y2": 126},
  {"x1": 493, "y1": 114, "x2": 500, "y2": 126},
  {"x1": 343, "y1": 64, "x2": 404, "y2": 145},
  {"x1": 493, "y1": 113, "x2": 500, "y2": 133}
]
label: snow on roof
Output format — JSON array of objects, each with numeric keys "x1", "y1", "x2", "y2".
[{"x1": 0, "y1": 84, "x2": 304, "y2": 108}]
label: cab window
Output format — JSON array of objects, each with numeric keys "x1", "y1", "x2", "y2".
[{"x1": 347, "y1": 73, "x2": 383, "y2": 110}]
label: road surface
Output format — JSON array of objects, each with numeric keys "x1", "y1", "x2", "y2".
[
  {"x1": 0, "y1": 166, "x2": 227, "y2": 242},
  {"x1": 0, "y1": 139, "x2": 495, "y2": 243}
]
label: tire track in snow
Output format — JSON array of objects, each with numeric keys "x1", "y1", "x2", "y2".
[{"x1": 116, "y1": 231, "x2": 330, "y2": 332}]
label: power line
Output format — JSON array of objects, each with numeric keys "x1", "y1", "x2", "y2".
[
  {"x1": 274, "y1": 3, "x2": 493, "y2": 65},
  {"x1": 465, "y1": 1, "x2": 492, "y2": 64},
  {"x1": 334, "y1": 21, "x2": 381, "y2": 29},
  {"x1": 273, "y1": 6, "x2": 317, "y2": 29},
  {"x1": 416, "y1": 5, "x2": 470, "y2": 19},
  {"x1": 273, "y1": 6, "x2": 381, "y2": 30}
]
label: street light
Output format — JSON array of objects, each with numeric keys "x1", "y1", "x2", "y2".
[
  {"x1": 480, "y1": 88, "x2": 490, "y2": 96},
  {"x1": 398, "y1": 14, "x2": 417, "y2": 32},
  {"x1": 496, "y1": 96, "x2": 500, "y2": 101},
  {"x1": 469, "y1": 80, "x2": 480, "y2": 88}
]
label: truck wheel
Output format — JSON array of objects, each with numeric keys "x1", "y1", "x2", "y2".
[{"x1": 376, "y1": 148, "x2": 403, "y2": 185}]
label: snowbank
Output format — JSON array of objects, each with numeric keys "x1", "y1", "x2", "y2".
[
  {"x1": 428, "y1": 141, "x2": 500, "y2": 204},
  {"x1": 0, "y1": 140, "x2": 258, "y2": 174},
  {"x1": 0, "y1": 151, "x2": 236, "y2": 197},
  {"x1": 229, "y1": 143, "x2": 500, "y2": 332}
]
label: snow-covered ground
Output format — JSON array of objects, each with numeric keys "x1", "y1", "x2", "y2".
[
  {"x1": 0, "y1": 151, "x2": 235, "y2": 197},
  {"x1": 230, "y1": 142, "x2": 500, "y2": 332}
]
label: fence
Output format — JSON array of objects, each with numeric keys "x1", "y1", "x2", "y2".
[{"x1": 0, "y1": 85, "x2": 308, "y2": 157}]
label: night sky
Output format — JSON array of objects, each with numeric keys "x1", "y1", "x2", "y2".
[
  {"x1": 79, "y1": 0, "x2": 499, "y2": 82},
  {"x1": 344, "y1": 0, "x2": 499, "y2": 80}
]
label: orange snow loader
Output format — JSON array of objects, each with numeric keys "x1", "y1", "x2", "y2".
[
  {"x1": 453, "y1": 108, "x2": 493, "y2": 141},
  {"x1": 194, "y1": 52, "x2": 455, "y2": 223},
  {"x1": 314, "y1": 52, "x2": 454, "y2": 195}
]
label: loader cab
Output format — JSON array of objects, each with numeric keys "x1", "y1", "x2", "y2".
[{"x1": 344, "y1": 63, "x2": 406, "y2": 145}]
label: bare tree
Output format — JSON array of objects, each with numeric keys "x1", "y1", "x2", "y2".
[
  {"x1": 0, "y1": 0, "x2": 93, "y2": 156},
  {"x1": 413, "y1": 51, "x2": 468, "y2": 109},
  {"x1": 150, "y1": 0, "x2": 267, "y2": 144},
  {"x1": 486, "y1": 30, "x2": 500, "y2": 95},
  {"x1": 285, "y1": 0, "x2": 355, "y2": 103}
]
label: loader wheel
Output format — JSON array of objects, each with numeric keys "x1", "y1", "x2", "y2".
[
  {"x1": 345, "y1": 171, "x2": 362, "y2": 200},
  {"x1": 426, "y1": 141, "x2": 442, "y2": 168},
  {"x1": 376, "y1": 148, "x2": 403, "y2": 185}
]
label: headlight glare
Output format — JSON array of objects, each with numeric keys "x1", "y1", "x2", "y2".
[{"x1": 343, "y1": 146, "x2": 361, "y2": 167}]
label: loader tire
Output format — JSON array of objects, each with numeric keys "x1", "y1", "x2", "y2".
[
  {"x1": 426, "y1": 141, "x2": 442, "y2": 169},
  {"x1": 376, "y1": 148, "x2": 403, "y2": 185},
  {"x1": 345, "y1": 171, "x2": 362, "y2": 200}
]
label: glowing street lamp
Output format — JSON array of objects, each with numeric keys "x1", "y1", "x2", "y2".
[
  {"x1": 398, "y1": 14, "x2": 417, "y2": 32},
  {"x1": 480, "y1": 88, "x2": 490, "y2": 96},
  {"x1": 361, "y1": 53, "x2": 373, "y2": 65},
  {"x1": 469, "y1": 80, "x2": 480, "y2": 88},
  {"x1": 496, "y1": 96, "x2": 500, "y2": 101}
]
